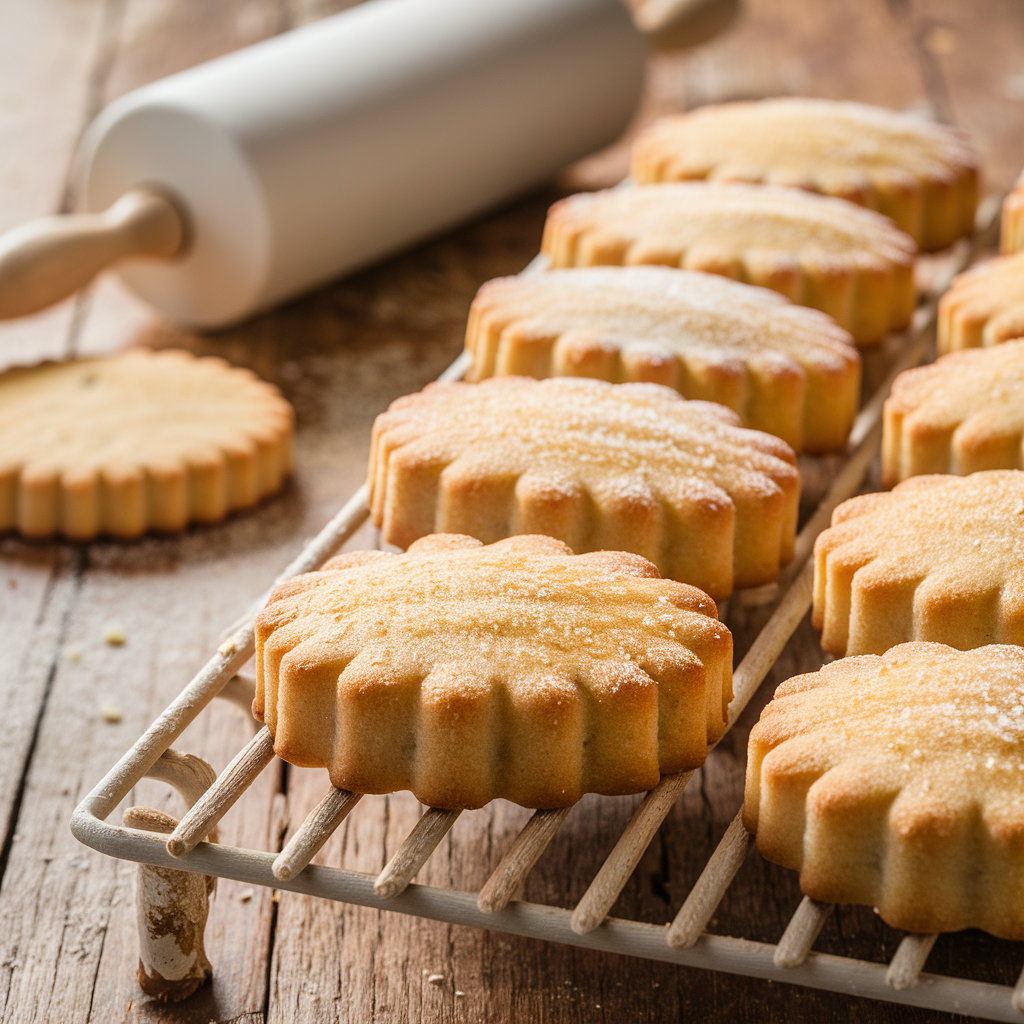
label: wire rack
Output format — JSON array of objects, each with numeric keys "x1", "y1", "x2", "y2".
[{"x1": 71, "y1": 202, "x2": 1024, "y2": 1022}]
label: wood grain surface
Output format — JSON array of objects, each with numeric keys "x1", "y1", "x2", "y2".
[{"x1": 2, "y1": 1, "x2": 1024, "y2": 1022}]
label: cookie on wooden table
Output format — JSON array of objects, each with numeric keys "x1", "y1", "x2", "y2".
[
  {"x1": 883, "y1": 340, "x2": 1024, "y2": 485},
  {"x1": 745, "y1": 643, "x2": 1024, "y2": 939},
  {"x1": 1001, "y1": 170, "x2": 1024, "y2": 254},
  {"x1": 370, "y1": 376, "x2": 799, "y2": 599},
  {"x1": 541, "y1": 182, "x2": 916, "y2": 345},
  {"x1": 253, "y1": 534, "x2": 733, "y2": 809},
  {"x1": 0, "y1": 348, "x2": 293, "y2": 540},
  {"x1": 937, "y1": 251, "x2": 1024, "y2": 353},
  {"x1": 631, "y1": 98, "x2": 978, "y2": 252},
  {"x1": 465, "y1": 266, "x2": 859, "y2": 453},
  {"x1": 812, "y1": 470, "x2": 1024, "y2": 657}
]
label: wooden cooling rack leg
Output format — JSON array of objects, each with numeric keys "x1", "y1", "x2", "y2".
[
  {"x1": 571, "y1": 772, "x2": 694, "y2": 934},
  {"x1": 478, "y1": 807, "x2": 573, "y2": 913},
  {"x1": 666, "y1": 809, "x2": 753, "y2": 949},
  {"x1": 274, "y1": 786, "x2": 363, "y2": 881},
  {"x1": 774, "y1": 897, "x2": 834, "y2": 968},
  {"x1": 375, "y1": 808, "x2": 462, "y2": 898},
  {"x1": 123, "y1": 806, "x2": 214, "y2": 1002},
  {"x1": 167, "y1": 726, "x2": 276, "y2": 857},
  {"x1": 886, "y1": 933, "x2": 939, "y2": 990}
]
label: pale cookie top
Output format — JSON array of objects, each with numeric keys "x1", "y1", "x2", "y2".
[
  {"x1": 0, "y1": 348, "x2": 292, "y2": 479},
  {"x1": 751, "y1": 643, "x2": 1024, "y2": 820},
  {"x1": 887, "y1": 340, "x2": 1024, "y2": 438},
  {"x1": 256, "y1": 534, "x2": 730, "y2": 694},
  {"x1": 469, "y1": 266, "x2": 857, "y2": 372},
  {"x1": 544, "y1": 182, "x2": 916, "y2": 270},
  {"x1": 938, "y1": 251, "x2": 1024, "y2": 351},
  {"x1": 819, "y1": 470, "x2": 1024, "y2": 594},
  {"x1": 376, "y1": 376, "x2": 797, "y2": 504},
  {"x1": 633, "y1": 99, "x2": 976, "y2": 191}
]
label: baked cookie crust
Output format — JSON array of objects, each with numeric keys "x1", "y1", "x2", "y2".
[
  {"x1": 1001, "y1": 170, "x2": 1024, "y2": 254},
  {"x1": 813, "y1": 470, "x2": 1024, "y2": 656},
  {"x1": 464, "y1": 266, "x2": 860, "y2": 453},
  {"x1": 254, "y1": 534, "x2": 733, "y2": 809},
  {"x1": 883, "y1": 340, "x2": 1024, "y2": 485},
  {"x1": 369, "y1": 376, "x2": 799, "y2": 598},
  {"x1": 937, "y1": 251, "x2": 1024, "y2": 353},
  {"x1": 745, "y1": 643, "x2": 1024, "y2": 939},
  {"x1": 631, "y1": 98, "x2": 978, "y2": 252},
  {"x1": 0, "y1": 348, "x2": 293, "y2": 539},
  {"x1": 541, "y1": 182, "x2": 916, "y2": 345}
]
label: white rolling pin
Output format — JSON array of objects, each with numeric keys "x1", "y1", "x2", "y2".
[{"x1": 0, "y1": 0, "x2": 647, "y2": 328}]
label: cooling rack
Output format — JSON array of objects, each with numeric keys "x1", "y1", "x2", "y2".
[{"x1": 72, "y1": 200, "x2": 1024, "y2": 1021}]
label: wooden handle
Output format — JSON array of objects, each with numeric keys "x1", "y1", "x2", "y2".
[
  {"x1": 0, "y1": 186, "x2": 185, "y2": 319},
  {"x1": 626, "y1": 0, "x2": 739, "y2": 48}
]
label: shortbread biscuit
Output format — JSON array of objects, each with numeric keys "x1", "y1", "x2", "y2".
[
  {"x1": 465, "y1": 266, "x2": 859, "y2": 452},
  {"x1": 253, "y1": 533, "x2": 734, "y2": 809},
  {"x1": 370, "y1": 377, "x2": 799, "y2": 598},
  {"x1": 883, "y1": 340, "x2": 1024, "y2": 485},
  {"x1": 632, "y1": 98, "x2": 978, "y2": 251},
  {"x1": 813, "y1": 471, "x2": 1024, "y2": 657},
  {"x1": 745, "y1": 643, "x2": 1024, "y2": 939},
  {"x1": 541, "y1": 183, "x2": 916, "y2": 345},
  {"x1": 0, "y1": 348, "x2": 293, "y2": 539},
  {"x1": 1001, "y1": 171, "x2": 1024, "y2": 254},
  {"x1": 937, "y1": 251, "x2": 1024, "y2": 353}
]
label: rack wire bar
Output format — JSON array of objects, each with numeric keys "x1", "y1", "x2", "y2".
[
  {"x1": 375, "y1": 808, "x2": 462, "y2": 898},
  {"x1": 666, "y1": 809, "x2": 753, "y2": 949},
  {"x1": 66, "y1": 819, "x2": 1024, "y2": 1022},
  {"x1": 274, "y1": 787, "x2": 364, "y2": 881},
  {"x1": 774, "y1": 898, "x2": 834, "y2": 968},
  {"x1": 478, "y1": 806, "x2": 573, "y2": 912},
  {"x1": 70, "y1": 206, "x2": 1024, "y2": 1020},
  {"x1": 887, "y1": 933, "x2": 940, "y2": 990},
  {"x1": 571, "y1": 770, "x2": 696, "y2": 933},
  {"x1": 167, "y1": 727, "x2": 276, "y2": 856}
]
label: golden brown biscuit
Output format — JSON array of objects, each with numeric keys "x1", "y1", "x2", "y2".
[
  {"x1": 541, "y1": 182, "x2": 916, "y2": 345},
  {"x1": 745, "y1": 642, "x2": 1024, "y2": 939},
  {"x1": 937, "y1": 251, "x2": 1024, "y2": 353},
  {"x1": 632, "y1": 98, "x2": 978, "y2": 251},
  {"x1": 370, "y1": 376, "x2": 799, "y2": 598},
  {"x1": 813, "y1": 471, "x2": 1024, "y2": 657},
  {"x1": 465, "y1": 266, "x2": 859, "y2": 453},
  {"x1": 883, "y1": 340, "x2": 1024, "y2": 486},
  {"x1": 1001, "y1": 171, "x2": 1024, "y2": 254},
  {"x1": 253, "y1": 534, "x2": 733, "y2": 809},
  {"x1": 0, "y1": 348, "x2": 293, "y2": 540}
]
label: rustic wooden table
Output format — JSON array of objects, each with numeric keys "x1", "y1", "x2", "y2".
[{"x1": 3, "y1": 1, "x2": 1024, "y2": 1021}]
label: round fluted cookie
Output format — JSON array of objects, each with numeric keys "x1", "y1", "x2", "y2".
[
  {"x1": 370, "y1": 377, "x2": 799, "y2": 598},
  {"x1": 745, "y1": 642, "x2": 1024, "y2": 939},
  {"x1": 883, "y1": 340, "x2": 1024, "y2": 485},
  {"x1": 254, "y1": 534, "x2": 733, "y2": 810},
  {"x1": 937, "y1": 250, "x2": 1024, "y2": 353},
  {"x1": 465, "y1": 266, "x2": 859, "y2": 453},
  {"x1": 631, "y1": 98, "x2": 978, "y2": 252},
  {"x1": 541, "y1": 182, "x2": 916, "y2": 345},
  {"x1": 0, "y1": 348, "x2": 293, "y2": 539},
  {"x1": 1001, "y1": 170, "x2": 1024, "y2": 254},
  {"x1": 813, "y1": 470, "x2": 1024, "y2": 657}
]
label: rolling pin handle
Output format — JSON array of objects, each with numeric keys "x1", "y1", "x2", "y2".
[{"x1": 0, "y1": 186, "x2": 186, "y2": 320}]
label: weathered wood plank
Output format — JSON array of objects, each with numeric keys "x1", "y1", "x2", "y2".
[{"x1": 0, "y1": 2, "x2": 293, "y2": 1022}]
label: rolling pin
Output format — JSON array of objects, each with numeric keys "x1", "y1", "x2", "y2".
[{"x1": 0, "y1": 0, "x2": 652, "y2": 328}]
